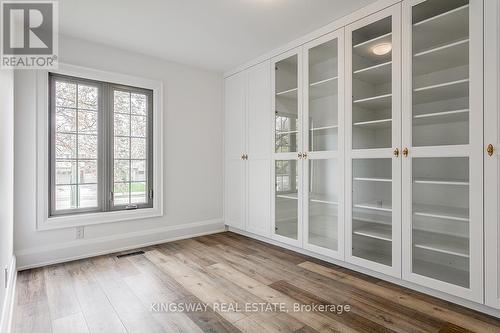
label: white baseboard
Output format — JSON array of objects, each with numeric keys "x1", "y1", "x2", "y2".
[
  {"x1": 16, "y1": 219, "x2": 224, "y2": 270},
  {"x1": 228, "y1": 226, "x2": 500, "y2": 319},
  {"x1": 0, "y1": 255, "x2": 16, "y2": 333}
]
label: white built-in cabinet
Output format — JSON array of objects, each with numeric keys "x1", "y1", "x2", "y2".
[
  {"x1": 224, "y1": 0, "x2": 494, "y2": 309},
  {"x1": 271, "y1": 30, "x2": 344, "y2": 259},
  {"x1": 224, "y1": 61, "x2": 271, "y2": 237}
]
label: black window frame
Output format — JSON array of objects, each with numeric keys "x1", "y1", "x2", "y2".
[{"x1": 49, "y1": 73, "x2": 154, "y2": 217}]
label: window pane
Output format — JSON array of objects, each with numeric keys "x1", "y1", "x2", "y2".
[
  {"x1": 78, "y1": 111, "x2": 97, "y2": 134},
  {"x1": 131, "y1": 93, "x2": 147, "y2": 115},
  {"x1": 114, "y1": 113, "x2": 130, "y2": 136},
  {"x1": 56, "y1": 82, "x2": 76, "y2": 108},
  {"x1": 55, "y1": 185, "x2": 77, "y2": 210},
  {"x1": 78, "y1": 134, "x2": 98, "y2": 159},
  {"x1": 131, "y1": 182, "x2": 147, "y2": 203},
  {"x1": 78, "y1": 160, "x2": 97, "y2": 184},
  {"x1": 131, "y1": 138, "x2": 146, "y2": 159},
  {"x1": 56, "y1": 108, "x2": 76, "y2": 132},
  {"x1": 79, "y1": 184, "x2": 98, "y2": 208},
  {"x1": 78, "y1": 85, "x2": 98, "y2": 110},
  {"x1": 131, "y1": 160, "x2": 146, "y2": 181},
  {"x1": 114, "y1": 137, "x2": 130, "y2": 159},
  {"x1": 131, "y1": 115, "x2": 147, "y2": 137},
  {"x1": 114, "y1": 160, "x2": 130, "y2": 182},
  {"x1": 114, "y1": 183, "x2": 129, "y2": 205},
  {"x1": 55, "y1": 161, "x2": 77, "y2": 184},
  {"x1": 114, "y1": 91, "x2": 130, "y2": 113},
  {"x1": 55, "y1": 133, "x2": 76, "y2": 159}
]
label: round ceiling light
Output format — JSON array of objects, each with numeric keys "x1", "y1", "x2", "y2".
[{"x1": 372, "y1": 43, "x2": 392, "y2": 56}]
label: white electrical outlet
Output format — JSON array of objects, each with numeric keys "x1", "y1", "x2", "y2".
[{"x1": 76, "y1": 226, "x2": 85, "y2": 239}]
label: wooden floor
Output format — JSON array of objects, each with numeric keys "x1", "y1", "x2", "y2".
[{"x1": 12, "y1": 232, "x2": 500, "y2": 333}]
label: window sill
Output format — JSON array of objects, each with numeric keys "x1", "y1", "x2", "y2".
[{"x1": 37, "y1": 207, "x2": 163, "y2": 231}]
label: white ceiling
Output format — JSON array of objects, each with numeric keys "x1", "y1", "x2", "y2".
[{"x1": 59, "y1": 0, "x2": 377, "y2": 72}]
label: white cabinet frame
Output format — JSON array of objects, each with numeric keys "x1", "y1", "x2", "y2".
[
  {"x1": 345, "y1": 4, "x2": 402, "y2": 278},
  {"x1": 401, "y1": 0, "x2": 484, "y2": 303},
  {"x1": 485, "y1": 0, "x2": 500, "y2": 310}
]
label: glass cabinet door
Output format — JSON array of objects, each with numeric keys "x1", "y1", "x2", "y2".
[
  {"x1": 346, "y1": 5, "x2": 401, "y2": 277},
  {"x1": 403, "y1": 0, "x2": 482, "y2": 301},
  {"x1": 272, "y1": 50, "x2": 302, "y2": 246},
  {"x1": 303, "y1": 31, "x2": 344, "y2": 258}
]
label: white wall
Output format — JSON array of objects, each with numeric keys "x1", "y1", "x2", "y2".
[
  {"x1": 0, "y1": 69, "x2": 14, "y2": 330},
  {"x1": 14, "y1": 35, "x2": 224, "y2": 268}
]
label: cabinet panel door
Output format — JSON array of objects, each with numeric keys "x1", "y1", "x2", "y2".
[
  {"x1": 226, "y1": 159, "x2": 245, "y2": 229},
  {"x1": 248, "y1": 61, "x2": 271, "y2": 158},
  {"x1": 402, "y1": 0, "x2": 483, "y2": 303},
  {"x1": 248, "y1": 159, "x2": 271, "y2": 236},
  {"x1": 345, "y1": 4, "x2": 402, "y2": 278},
  {"x1": 247, "y1": 61, "x2": 271, "y2": 236},
  {"x1": 224, "y1": 72, "x2": 246, "y2": 229},
  {"x1": 484, "y1": 0, "x2": 500, "y2": 309},
  {"x1": 225, "y1": 73, "x2": 246, "y2": 160}
]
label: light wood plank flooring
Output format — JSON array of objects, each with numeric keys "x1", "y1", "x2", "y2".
[{"x1": 12, "y1": 232, "x2": 500, "y2": 333}]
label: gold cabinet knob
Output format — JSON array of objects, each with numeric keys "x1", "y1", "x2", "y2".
[
  {"x1": 303, "y1": 152, "x2": 308, "y2": 159},
  {"x1": 402, "y1": 147, "x2": 409, "y2": 157},
  {"x1": 393, "y1": 148, "x2": 399, "y2": 157},
  {"x1": 298, "y1": 152, "x2": 303, "y2": 159},
  {"x1": 487, "y1": 144, "x2": 494, "y2": 157}
]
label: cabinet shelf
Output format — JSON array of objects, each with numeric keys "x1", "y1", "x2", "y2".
[
  {"x1": 277, "y1": 193, "x2": 339, "y2": 206},
  {"x1": 413, "y1": 259, "x2": 469, "y2": 288},
  {"x1": 413, "y1": 204, "x2": 469, "y2": 222},
  {"x1": 354, "y1": 202, "x2": 392, "y2": 212},
  {"x1": 413, "y1": 109, "x2": 469, "y2": 126},
  {"x1": 353, "y1": 93, "x2": 392, "y2": 110},
  {"x1": 413, "y1": 230, "x2": 469, "y2": 258},
  {"x1": 353, "y1": 61, "x2": 391, "y2": 85},
  {"x1": 413, "y1": 178, "x2": 469, "y2": 186},
  {"x1": 310, "y1": 125, "x2": 338, "y2": 131},
  {"x1": 413, "y1": 79, "x2": 469, "y2": 105},
  {"x1": 353, "y1": 118, "x2": 392, "y2": 128},
  {"x1": 309, "y1": 77, "x2": 338, "y2": 99},
  {"x1": 353, "y1": 32, "x2": 392, "y2": 63},
  {"x1": 413, "y1": 4, "x2": 469, "y2": 53},
  {"x1": 276, "y1": 87, "x2": 298, "y2": 99},
  {"x1": 354, "y1": 177, "x2": 391, "y2": 183},
  {"x1": 353, "y1": 223, "x2": 391, "y2": 242},
  {"x1": 413, "y1": 39, "x2": 469, "y2": 76}
]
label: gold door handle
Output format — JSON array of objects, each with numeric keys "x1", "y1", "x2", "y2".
[
  {"x1": 402, "y1": 147, "x2": 409, "y2": 157},
  {"x1": 488, "y1": 144, "x2": 494, "y2": 156},
  {"x1": 393, "y1": 148, "x2": 399, "y2": 158}
]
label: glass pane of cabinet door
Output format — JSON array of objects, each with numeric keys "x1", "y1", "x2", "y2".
[
  {"x1": 403, "y1": 0, "x2": 482, "y2": 302},
  {"x1": 275, "y1": 54, "x2": 299, "y2": 154},
  {"x1": 272, "y1": 50, "x2": 302, "y2": 246},
  {"x1": 303, "y1": 31, "x2": 344, "y2": 259},
  {"x1": 274, "y1": 159, "x2": 299, "y2": 241},
  {"x1": 346, "y1": 5, "x2": 401, "y2": 277}
]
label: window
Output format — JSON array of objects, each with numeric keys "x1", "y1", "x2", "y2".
[{"x1": 49, "y1": 73, "x2": 153, "y2": 216}]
